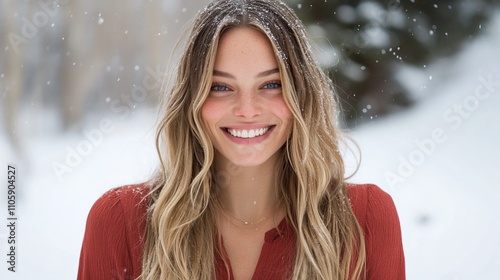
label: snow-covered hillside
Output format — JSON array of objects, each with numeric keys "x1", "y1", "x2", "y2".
[{"x1": 348, "y1": 12, "x2": 500, "y2": 280}]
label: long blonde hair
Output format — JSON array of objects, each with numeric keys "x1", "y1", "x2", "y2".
[{"x1": 141, "y1": 0, "x2": 366, "y2": 279}]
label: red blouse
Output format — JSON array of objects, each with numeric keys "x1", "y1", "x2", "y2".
[{"x1": 77, "y1": 184, "x2": 405, "y2": 279}]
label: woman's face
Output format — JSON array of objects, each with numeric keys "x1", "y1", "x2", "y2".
[{"x1": 201, "y1": 27, "x2": 293, "y2": 168}]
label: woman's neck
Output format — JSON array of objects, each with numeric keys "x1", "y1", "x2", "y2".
[{"x1": 214, "y1": 156, "x2": 281, "y2": 223}]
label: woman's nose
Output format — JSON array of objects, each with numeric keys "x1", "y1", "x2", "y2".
[{"x1": 233, "y1": 91, "x2": 262, "y2": 119}]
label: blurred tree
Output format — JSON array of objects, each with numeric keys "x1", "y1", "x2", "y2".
[
  {"x1": 0, "y1": 0, "x2": 209, "y2": 148},
  {"x1": 286, "y1": 0, "x2": 498, "y2": 127}
]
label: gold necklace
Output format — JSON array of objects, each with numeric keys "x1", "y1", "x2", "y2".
[
  {"x1": 219, "y1": 205, "x2": 274, "y2": 226},
  {"x1": 213, "y1": 188, "x2": 283, "y2": 229}
]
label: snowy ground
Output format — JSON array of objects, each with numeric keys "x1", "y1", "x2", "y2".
[{"x1": 1, "y1": 12, "x2": 500, "y2": 280}]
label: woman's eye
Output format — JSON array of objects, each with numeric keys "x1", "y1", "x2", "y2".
[
  {"x1": 210, "y1": 84, "x2": 230, "y2": 92},
  {"x1": 262, "y1": 81, "x2": 281, "y2": 90}
]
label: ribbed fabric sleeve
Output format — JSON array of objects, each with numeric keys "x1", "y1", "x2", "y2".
[
  {"x1": 349, "y1": 184, "x2": 406, "y2": 279},
  {"x1": 77, "y1": 185, "x2": 148, "y2": 280}
]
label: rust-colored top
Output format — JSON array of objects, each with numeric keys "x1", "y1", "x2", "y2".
[{"x1": 77, "y1": 183, "x2": 405, "y2": 279}]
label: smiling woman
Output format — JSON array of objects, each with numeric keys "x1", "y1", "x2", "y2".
[{"x1": 77, "y1": 1, "x2": 405, "y2": 279}]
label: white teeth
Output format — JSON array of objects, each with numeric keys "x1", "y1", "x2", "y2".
[{"x1": 227, "y1": 127, "x2": 270, "y2": 139}]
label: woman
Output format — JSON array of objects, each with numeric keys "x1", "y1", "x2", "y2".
[{"x1": 77, "y1": 0, "x2": 405, "y2": 279}]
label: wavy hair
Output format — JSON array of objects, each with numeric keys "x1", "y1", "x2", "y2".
[{"x1": 140, "y1": 0, "x2": 366, "y2": 279}]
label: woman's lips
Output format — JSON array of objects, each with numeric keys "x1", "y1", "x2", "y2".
[
  {"x1": 225, "y1": 126, "x2": 272, "y2": 138},
  {"x1": 222, "y1": 125, "x2": 275, "y2": 144}
]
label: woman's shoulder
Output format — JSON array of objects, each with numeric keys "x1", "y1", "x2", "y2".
[
  {"x1": 346, "y1": 183, "x2": 390, "y2": 200},
  {"x1": 347, "y1": 184, "x2": 399, "y2": 233},
  {"x1": 83, "y1": 182, "x2": 151, "y2": 237},
  {"x1": 78, "y1": 183, "x2": 150, "y2": 280},
  {"x1": 94, "y1": 183, "x2": 150, "y2": 210},
  {"x1": 82, "y1": 183, "x2": 151, "y2": 249},
  {"x1": 87, "y1": 183, "x2": 150, "y2": 221},
  {"x1": 346, "y1": 183, "x2": 398, "y2": 226},
  {"x1": 346, "y1": 183, "x2": 406, "y2": 277}
]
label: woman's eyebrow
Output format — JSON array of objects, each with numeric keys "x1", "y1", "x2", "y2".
[
  {"x1": 256, "y1": 68, "x2": 279, "y2": 78},
  {"x1": 212, "y1": 68, "x2": 280, "y2": 79},
  {"x1": 212, "y1": 69, "x2": 235, "y2": 79}
]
